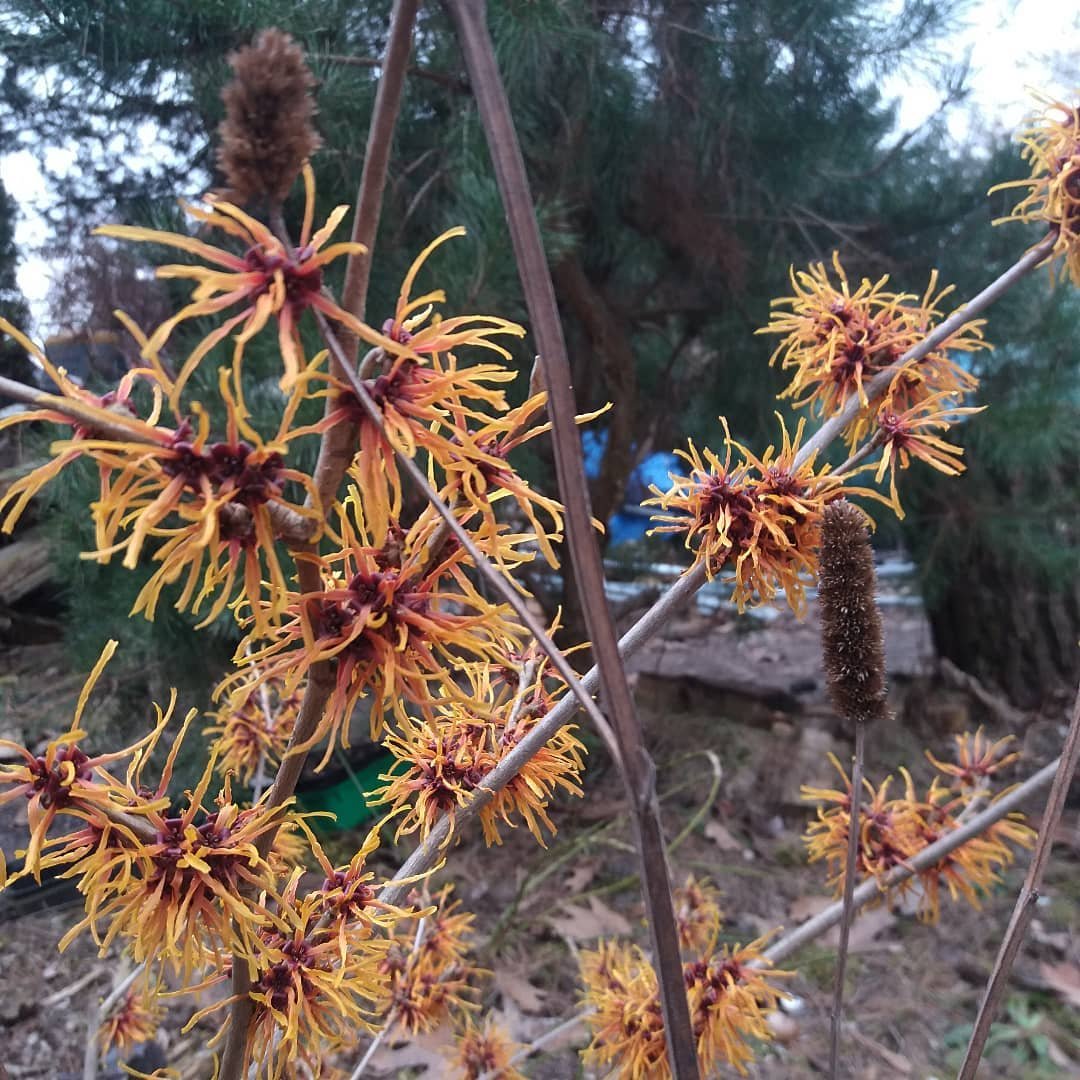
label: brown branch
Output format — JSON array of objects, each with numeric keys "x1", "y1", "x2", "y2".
[
  {"x1": 957, "y1": 682, "x2": 1080, "y2": 1080},
  {"x1": 829, "y1": 721, "x2": 864, "y2": 1079},
  {"x1": 310, "y1": 0, "x2": 420, "y2": 513},
  {"x1": 442, "y1": 2, "x2": 698, "y2": 1072}
]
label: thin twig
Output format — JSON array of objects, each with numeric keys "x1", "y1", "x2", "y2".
[
  {"x1": 957, "y1": 683, "x2": 1080, "y2": 1080},
  {"x1": 82, "y1": 961, "x2": 146, "y2": 1080},
  {"x1": 829, "y1": 720, "x2": 865, "y2": 1079},
  {"x1": 246, "y1": 643, "x2": 275, "y2": 802}
]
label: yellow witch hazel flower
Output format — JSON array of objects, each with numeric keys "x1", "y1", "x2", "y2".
[
  {"x1": 96, "y1": 162, "x2": 414, "y2": 404},
  {"x1": 992, "y1": 91, "x2": 1080, "y2": 282}
]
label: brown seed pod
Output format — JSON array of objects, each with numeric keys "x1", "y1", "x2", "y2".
[
  {"x1": 818, "y1": 500, "x2": 887, "y2": 727},
  {"x1": 217, "y1": 28, "x2": 322, "y2": 206}
]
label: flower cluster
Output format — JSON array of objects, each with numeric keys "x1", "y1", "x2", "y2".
[
  {"x1": 802, "y1": 730, "x2": 1035, "y2": 922},
  {"x1": 0, "y1": 646, "x2": 315, "y2": 1021},
  {"x1": 189, "y1": 829, "x2": 410, "y2": 1078},
  {"x1": 372, "y1": 645, "x2": 586, "y2": 846},
  {"x1": 992, "y1": 93, "x2": 1080, "y2": 282},
  {"x1": 646, "y1": 415, "x2": 880, "y2": 613},
  {"x1": 377, "y1": 886, "x2": 479, "y2": 1035},
  {"x1": 205, "y1": 668, "x2": 302, "y2": 787},
  {"x1": 579, "y1": 924, "x2": 790, "y2": 1078},
  {"x1": 449, "y1": 1014, "x2": 526, "y2": 1080},
  {"x1": 98, "y1": 981, "x2": 162, "y2": 1056}
]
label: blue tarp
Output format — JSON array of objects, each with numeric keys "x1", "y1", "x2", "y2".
[{"x1": 582, "y1": 429, "x2": 680, "y2": 547}]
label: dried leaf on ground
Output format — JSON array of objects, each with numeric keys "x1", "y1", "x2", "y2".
[
  {"x1": 788, "y1": 894, "x2": 834, "y2": 921},
  {"x1": 495, "y1": 968, "x2": 547, "y2": 1013},
  {"x1": 823, "y1": 905, "x2": 896, "y2": 952},
  {"x1": 1040, "y1": 960, "x2": 1080, "y2": 1008},
  {"x1": 704, "y1": 819, "x2": 742, "y2": 851},
  {"x1": 562, "y1": 861, "x2": 598, "y2": 894},
  {"x1": 368, "y1": 1025, "x2": 456, "y2": 1074},
  {"x1": 547, "y1": 895, "x2": 632, "y2": 942}
]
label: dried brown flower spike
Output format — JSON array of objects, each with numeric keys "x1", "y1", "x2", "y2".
[
  {"x1": 819, "y1": 499, "x2": 888, "y2": 728},
  {"x1": 217, "y1": 28, "x2": 322, "y2": 207}
]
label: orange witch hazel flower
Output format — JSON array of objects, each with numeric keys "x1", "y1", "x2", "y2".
[
  {"x1": 579, "y1": 935, "x2": 790, "y2": 1078},
  {"x1": 802, "y1": 744, "x2": 1034, "y2": 923},
  {"x1": 231, "y1": 488, "x2": 521, "y2": 760},
  {"x1": 991, "y1": 92, "x2": 1080, "y2": 283},
  {"x1": 88, "y1": 360, "x2": 322, "y2": 631},
  {"x1": 874, "y1": 392, "x2": 983, "y2": 517},
  {"x1": 926, "y1": 726, "x2": 1021, "y2": 791},
  {"x1": 98, "y1": 980, "x2": 162, "y2": 1056},
  {"x1": 449, "y1": 1015, "x2": 526, "y2": 1080},
  {"x1": 646, "y1": 414, "x2": 879, "y2": 615},
  {"x1": 758, "y1": 253, "x2": 985, "y2": 437},
  {"x1": 188, "y1": 866, "x2": 396, "y2": 1079},
  {"x1": 205, "y1": 668, "x2": 301, "y2": 787},
  {"x1": 0, "y1": 641, "x2": 162, "y2": 881},
  {"x1": 379, "y1": 886, "x2": 479, "y2": 1036},
  {"x1": 95, "y1": 162, "x2": 412, "y2": 402},
  {"x1": 295, "y1": 228, "x2": 526, "y2": 542},
  {"x1": 372, "y1": 659, "x2": 586, "y2": 847},
  {"x1": 0, "y1": 317, "x2": 168, "y2": 534}
]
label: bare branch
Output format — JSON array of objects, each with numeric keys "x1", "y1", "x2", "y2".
[{"x1": 957, "y1": 683, "x2": 1080, "y2": 1079}]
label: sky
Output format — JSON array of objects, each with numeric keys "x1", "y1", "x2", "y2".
[{"x1": 1, "y1": 0, "x2": 1078, "y2": 335}]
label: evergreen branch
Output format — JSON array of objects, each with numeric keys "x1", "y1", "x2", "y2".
[
  {"x1": 957, "y1": 681, "x2": 1080, "y2": 1080},
  {"x1": 321, "y1": 52, "x2": 467, "y2": 92},
  {"x1": 443, "y1": 2, "x2": 699, "y2": 1072}
]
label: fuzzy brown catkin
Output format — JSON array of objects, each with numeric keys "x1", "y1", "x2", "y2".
[
  {"x1": 819, "y1": 500, "x2": 888, "y2": 728},
  {"x1": 217, "y1": 28, "x2": 321, "y2": 206}
]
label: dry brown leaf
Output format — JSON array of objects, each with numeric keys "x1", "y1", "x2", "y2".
[
  {"x1": 494, "y1": 969, "x2": 547, "y2": 1013},
  {"x1": 851, "y1": 1029, "x2": 912, "y2": 1075},
  {"x1": 788, "y1": 895, "x2": 834, "y2": 922},
  {"x1": 1040, "y1": 960, "x2": 1080, "y2": 1008},
  {"x1": 563, "y1": 862, "x2": 598, "y2": 894},
  {"x1": 368, "y1": 1025, "x2": 456, "y2": 1074},
  {"x1": 548, "y1": 895, "x2": 633, "y2": 942},
  {"x1": 704, "y1": 819, "x2": 741, "y2": 851},
  {"x1": 823, "y1": 905, "x2": 896, "y2": 952}
]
